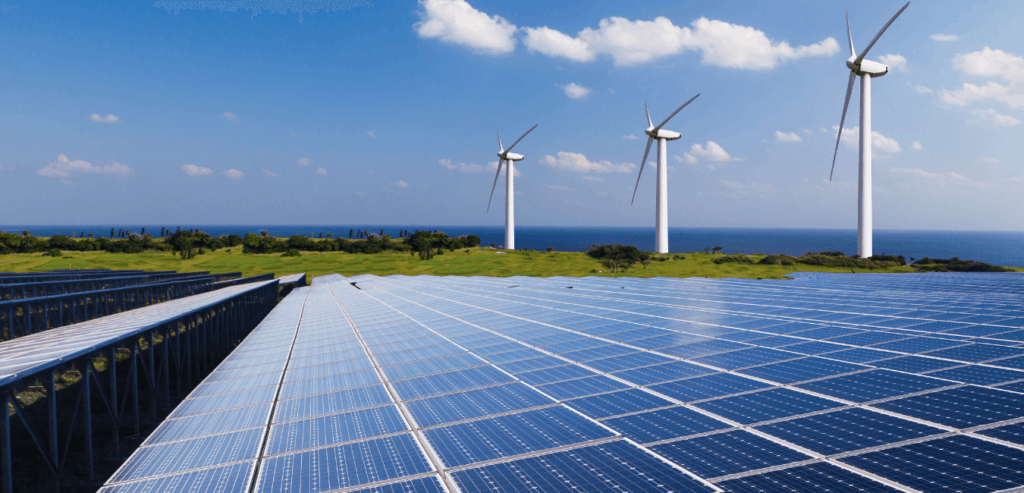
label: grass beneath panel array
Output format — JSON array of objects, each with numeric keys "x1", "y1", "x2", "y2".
[{"x1": 0, "y1": 248, "x2": 946, "y2": 279}]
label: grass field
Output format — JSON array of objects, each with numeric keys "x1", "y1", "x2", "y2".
[{"x1": 0, "y1": 247, "x2": 946, "y2": 279}]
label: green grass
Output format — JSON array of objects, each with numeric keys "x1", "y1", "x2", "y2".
[{"x1": 0, "y1": 249, "x2": 929, "y2": 279}]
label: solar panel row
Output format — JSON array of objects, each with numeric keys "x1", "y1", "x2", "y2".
[{"x1": 106, "y1": 271, "x2": 1024, "y2": 493}]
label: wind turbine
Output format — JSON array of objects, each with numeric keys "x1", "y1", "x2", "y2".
[
  {"x1": 631, "y1": 94, "x2": 699, "y2": 254},
  {"x1": 487, "y1": 124, "x2": 537, "y2": 250},
  {"x1": 830, "y1": 2, "x2": 910, "y2": 259}
]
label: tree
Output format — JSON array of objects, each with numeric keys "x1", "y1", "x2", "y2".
[
  {"x1": 712, "y1": 246, "x2": 722, "y2": 254},
  {"x1": 111, "y1": 228, "x2": 115, "y2": 238},
  {"x1": 703, "y1": 247, "x2": 710, "y2": 253},
  {"x1": 167, "y1": 230, "x2": 198, "y2": 259},
  {"x1": 547, "y1": 247, "x2": 554, "y2": 252},
  {"x1": 350, "y1": 229, "x2": 354, "y2": 238}
]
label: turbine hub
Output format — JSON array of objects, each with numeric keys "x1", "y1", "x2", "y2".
[
  {"x1": 645, "y1": 128, "x2": 682, "y2": 140},
  {"x1": 504, "y1": 152, "x2": 525, "y2": 161},
  {"x1": 847, "y1": 56, "x2": 888, "y2": 77}
]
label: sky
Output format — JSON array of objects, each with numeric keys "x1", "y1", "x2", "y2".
[{"x1": 1, "y1": 0, "x2": 1022, "y2": 230}]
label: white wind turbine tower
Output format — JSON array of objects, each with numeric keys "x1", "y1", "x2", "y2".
[
  {"x1": 831, "y1": 2, "x2": 910, "y2": 259},
  {"x1": 631, "y1": 94, "x2": 699, "y2": 254},
  {"x1": 487, "y1": 124, "x2": 538, "y2": 250}
]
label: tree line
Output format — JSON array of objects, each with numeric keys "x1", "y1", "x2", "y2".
[
  {"x1": 1, "y1": 229, "x2": 480, "y2": 258},
  {"x1": 240, "y1": 230, "x2": 480, "y2": 255}
]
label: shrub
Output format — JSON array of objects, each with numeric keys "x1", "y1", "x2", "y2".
[
  {"x1": 45, "y1": 248, "x2": 62, "y2": 257},
  {"x1": 282, "y1": 249, "x2": 301, "y2": 257},
  {"x1": 712, "y1": 254, "x2": 754, "y2": 264},
  {"x1": 759, "y1": 254, "x2": 797, "y2": 266},
  {"x1": 912, "y1": 257, "x2": 1010, "y2": 272}
]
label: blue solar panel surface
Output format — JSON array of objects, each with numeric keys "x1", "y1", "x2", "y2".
[{"x1": 100, "y1": 271, "x2": 1024, "y2": 492}]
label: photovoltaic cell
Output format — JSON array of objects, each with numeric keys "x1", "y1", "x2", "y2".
[
  {"x1": 404, "y1": 382, "x2": 553, "y2": 427},
  {"x1": 273, "y1": 385, "x2": 393, "y2": 423},
  {"x1": 650, "y1": 430, "x2": 811, "y2": 479},
  {"x1": 564, "y1": 388, "x2": 673, "y2": 419},
  {"x1": 99, "y1": 461, "x2": 255, "y2": 493},
  {"x1": 872, "y1": 385, "x2": 1024, "y2": 428},
  {"x1": 840, "y1": 435, "x2": 1024, "y2": 493},
  {"x1": 602, "y1": 406, "x2": 731, "y2": 443},
  {"x1": 450, "y1": 440, "x2": 714, "y2": 493},
  {"x1": 265, "y1": 405, "x2": 408, "y2": 456},
  {"x1": 718, "y1": 461, "x2": 902, "y2": 493},
  {"x1": 651, "y1": 372, "x2": 771, "y2": 403},
  {"x1": 424, "y1": 406, "x2": 615, "y2": 467},
  {"x1": 755, "y1": 408, "x2": 944, "y2": 455},
  {"x1": 693, "y1": 388, "x2": 843, "y2": 425},
  {"x1": 108, "y1": 428, "x2": 263, "y2": 483},
  {"x1": 796, "y1": 370, "x2": 953, "y2": 403},
  {"x1": 255, "y1": 434, "x2": 433, "y2": 493}
]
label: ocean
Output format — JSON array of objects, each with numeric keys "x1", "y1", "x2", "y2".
[{"x1": 4, "y1": 225, "x2": 1023, "y2": 267}]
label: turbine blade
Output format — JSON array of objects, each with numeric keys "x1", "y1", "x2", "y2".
[
  {"x1": 655, "y1": 94, "x2": 700, "y2": 130},
  {"x1": 830, "y1": 72, "x2": 857, "y2": 182},
  {"x1": 645, "y1": 99, "x2": 653, "y2": 128},
  {"x1": 631, "y1": 137, "x2": 654, "y2": 206},
  {"x1": 487, "y1": 159, "x2": 505, "y2": 212},
  {"x1": 497, "y1": 129, "x2": 503, "y2": 153},
  {"x1": 505, "y1": 124, "x2": 538, "y2": 153},
  {"x1": 846, "y1": 11, "x2": 856, "y2": 57},
  {"x1": 854, "y1": 1, "x2": 910, "y2": 65}
]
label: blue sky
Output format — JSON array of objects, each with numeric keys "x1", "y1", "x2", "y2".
[{"x1": 1, "y1": 0, "x2": 1022, "y2": 230}]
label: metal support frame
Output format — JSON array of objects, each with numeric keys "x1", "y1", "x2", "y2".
[{"x1": 0, "y1": 282, "x2": 277, "y2": 493}]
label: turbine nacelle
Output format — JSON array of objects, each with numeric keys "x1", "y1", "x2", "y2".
[
  {"x1": 846, "y1": 56, "x2": 889, "y2": 77},
  {"x1": 498, "y1": 152, "x2": 525, "y2": 162},
  {"x1": 645, "y1": 128, "x2": 681, "y2": 141}
]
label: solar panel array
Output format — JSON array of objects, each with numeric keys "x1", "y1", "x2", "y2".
[
  {"x1": 0, "y1": 280, "x2": 279, "y2": 387},
  {"x1": 104, "y1": 271, "x2": 1024, "y2": 493}
]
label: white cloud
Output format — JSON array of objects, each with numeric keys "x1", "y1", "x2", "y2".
[
  {"x1": 315, "y1": 167, "x2": 328, "y2": 176},
  {"x1": 223, "y1": 169, "x2": 244, "y2": 179},
  {"x1": 560, "y1": 82, "x2": 591, "y2": 99},
  {"x1": 524, "y1": 16, "x2": 837, "y2": 68},
  {"x1": 908, "y1": 83, "x2": 933, "y2": 95},
  {"x1": 954, "y1": 47, "x2": 1024, "y2": 83},
  {"x1": 941, "y1": 81, "x2": 1024, "y2": 109},
  {"x1": 414, "y1": 0, "x2": 517, "y2": 55},
  {"x1": 680, "y1": 153, "x2": 698, "y2": 164},
  {"x1": 623, "y1": 134, "x2": 640, "y2": 140},
  {"x1": 540, "y1": 151, "x2": 635, "y2": 173},
  {"x1": 366, "y1": 130, "x2": 377, "y2": 138},
  {"x1": 391, "y1": 180, "x2": 409, "y2": 188},
  {"x1": 834, "y1": 126, "x2": 902, "y2": 155},
  {"x1": 296, "y1": 157, "x2": 312, "y2": 166},
  {"x1": 983, "y1": 157, "x2": 1000, "y2": 163},
  {"x1": 688, "y1": 141, "x2": 734, "y2": 161},
  {"x1": 972, "y1": 108, "x2": 1022, "y2": 127},
  {"x1": 263, "y1": 169, "x2": 281, "y2": 177},
  {"x1": 522, "y1": 26, "x2": 594, "y2": 62},
  {"x1": 720, "y1": 180, "x2": 781, "y2": 195},
  {"x1": 583, "y1": 175, "x2": 604, "y2": 182},
  {"x1": 802, "y1": 128, "x2": 813, "y2": 135},
  {"x1": 182, "y1": 164, "x2": 212, "y2": 176},
  {"x1": 944, "y1": 48, "x2": 1024, "y2": 110},
  {"x1": 439, "y1": 158, "x2": 484, "y2": 173},
  {"x1": 489, "y1": 161, "x2": 521, "y2": 177},
  {"x1": 88, "y1": 113, "x2": 120, "y2": 124},
  {"x1": 878, "y1": 54, "x2": 907, "y2": 72},
  {"x1": 774, "y1": 131, "x2": 802, "y2": 143},
  {"x1": 38, "y1": 154, "x2": 132, "y2": 178},
  {"x1": 931, "y1": 34, "x2": 960, "y2": 42},
  {"x1": 911, "y1": 141, "x2": 923, "y2": 151},
  {"x1": 222, "y1": 111, "x2": 239, "y2": 122}
]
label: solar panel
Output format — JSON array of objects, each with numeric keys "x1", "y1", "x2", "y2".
[{"x1": 100, "y1": 272, "x2": 1024, "y2": 492}]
